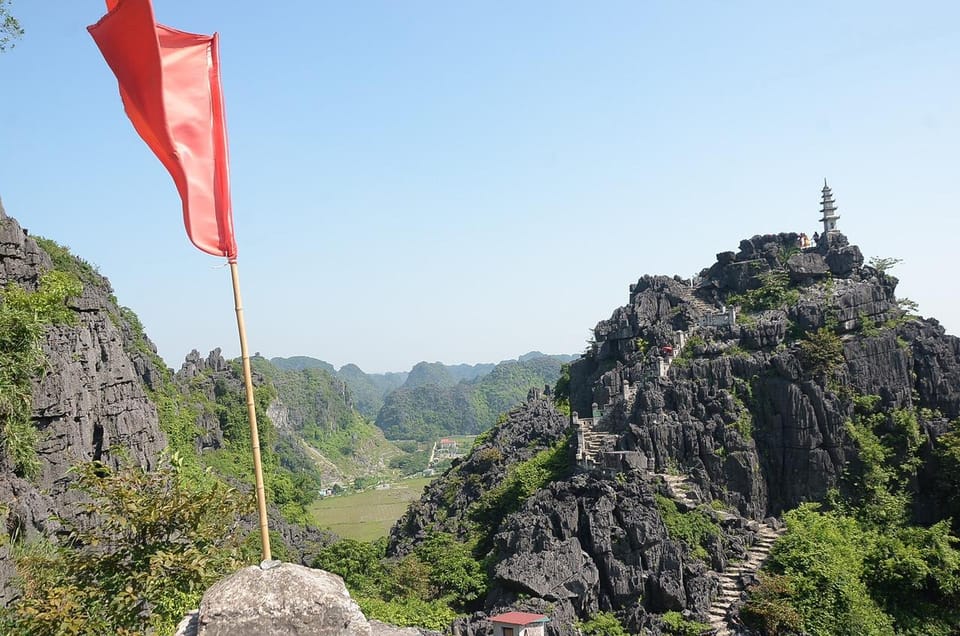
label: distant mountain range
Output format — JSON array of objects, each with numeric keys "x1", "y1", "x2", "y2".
[{"x1": 269, "y1": 352, "x2": 576, "y2": 426}]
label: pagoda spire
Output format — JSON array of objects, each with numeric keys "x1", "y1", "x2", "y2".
[{"x1": 819, "y1": 179, "x2": 839, "y2": 233}]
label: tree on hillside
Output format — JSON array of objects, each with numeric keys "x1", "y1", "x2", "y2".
[{"x1": 1, "y1": 0, "x2": 23, "y2": 51}]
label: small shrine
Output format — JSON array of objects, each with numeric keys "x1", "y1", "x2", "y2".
[
  {"x1": 819, "y1": 179, "x2": 840, "y2": 233},
  {"x1": 488, "y1": 611, "x2": 550, "y2": 636}
]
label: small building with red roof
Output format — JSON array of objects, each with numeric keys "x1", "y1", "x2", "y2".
[{"x1": 488, "y1": 611, "x2": 550, "y2": 636}]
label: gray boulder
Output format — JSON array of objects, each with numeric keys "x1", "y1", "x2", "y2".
[{"x1": 196, "y1": 563, "x2": 371, "y2": 635}]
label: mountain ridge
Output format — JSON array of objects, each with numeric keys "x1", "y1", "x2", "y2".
[{"x1": 385, "y1": 229, "x2": 960, "y2": 634}]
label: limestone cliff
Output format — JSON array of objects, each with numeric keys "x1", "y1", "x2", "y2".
[
  {"x1": 0, "y1": 200, "x2": 167, "y2": 602},
  {"x1": 388, "y1": 231, "x2": 960, "y2": 635}
]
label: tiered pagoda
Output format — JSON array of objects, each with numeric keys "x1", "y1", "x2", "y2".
[{"x1": 819, "y1": 179, "x2": 840, "y2": 233}]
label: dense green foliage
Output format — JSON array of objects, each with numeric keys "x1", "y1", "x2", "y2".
[
  {"x1": 933, "y1": 428, "x2": 960, "y2": 532},
  {"x1": 335, "y1": 363, "x2": 407, "y2": 419},
  {"x1": 2, "y1": 457, "x2": 250, "y2": 635},
  {"x1": 661, "y1": 610, "x2": 710, "y2": 635},
  {"x1": 252, "y1": 357, "x2": 399, "y2": 480},
  {"x1": 654, "y1": 494, "x2": 719, "y2": 561},
  {"x1": 402, "y1": 361, "x2": 459, "y2": 389},
  {"x1": 576, "y1": 611, "x2": 630, "y2": 635},
  {"x1": 313, "y1": 533, "x2": 483, "y2": 630},
  {"x1": 740, "y1": 574, "x2": 803, "y2": 635},
  {"x1": 797, "y1": 327, "x2": 845, "y2": 378},
  {"x1": 0, "y1": 269, "x2": 81, "y2": 478},
  {"x1": 744, "y1": 397, "x2": 960, "y2": 635},
  {"x1": 377, "y1": 383, "x2": 478, "y2": 441},
  {"x1": 376, "y1": 357, "x2": 565, "y2": 440},
  {"x1": 729, "y1": 270, "x2": 800, "y2": 312}
]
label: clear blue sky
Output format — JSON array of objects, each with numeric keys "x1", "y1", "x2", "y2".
[{"x1": 1, "y1": 1, "x2": 957, "y2": 373}]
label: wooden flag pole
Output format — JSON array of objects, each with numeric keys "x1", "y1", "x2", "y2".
[{"x1": 229, "y1": 260, "x2": 272, "y2": 562}]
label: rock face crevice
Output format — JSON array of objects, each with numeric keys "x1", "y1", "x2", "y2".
[
  {"x1": 0, "y1": 205, "x2": 167, "y2": 603},
  {"x1": 392, "y1": 232, "x2": 960, "y2": 635}
]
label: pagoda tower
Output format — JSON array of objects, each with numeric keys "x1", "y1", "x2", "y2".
[{"x1": 819, "y1": 179, "x2": 840, "y2": 233}]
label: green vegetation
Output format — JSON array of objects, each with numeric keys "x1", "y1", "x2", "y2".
[
  {"x1": 868, "y1": 256, "x2": 903, "y2": 274},
  {"x1": 661, "y1": 610, "x2": 710, "y2": 635},
  {"x1": 335, "y1": 363, "x2": 407, "y2": 420},
  {"x1": 377, "y1": 357, "x2": 565, "y2": 441},
  {"x1": 316, "y1": 429, "x2": 573, "y2": 629},
  {"x1": 0, "y1": 0, "x2": 23, "y2": 51},
  {"x1": 675, "y1": 334, "x2": 706, "y2": 365},
  {"x1": 859, "y1": 311, "x2": 882, "y2": 337},
  {"x1": 34, "y1": 237, "x2": 104, "y2": 288},
  {"x1": 729, "y1": 270, "x2": 800, "y2": 312},
  {"x1": 576, "y1": 611, "x2": 629, "y2": 635},
  {"x1": 471, "y1": 435, "x2": 572, "y2": 548},
  {"x1": 797, "y1": 327, "x2": 845, "y2": 378},
  {"x1": 0, "y1": 270, "x2": 82, "y2": 478},
  {"x1": 740, "y1": 573, "x2": 803, "y2": 635},
  {"x1": 729, "y1": 391, "x2": 753, "y2": 438},
  {"x1": 308, "y1": 478, "x2": 432, "y2": 541},
  {"x1": 1, "y1": 456, "x2": 249, "y2": 635},
  {"x1": 933, "y1": 427, "x2": 960, "y2": 532},
  {"x1": 655, "y1": 494, "x2": 719, "y2": 561},
  {"x1": 313, "y1": 533, "x2": 485, "y2": 630},
  {"x1": 743, "y1": 397, "x2": 960, "y2": 635}
]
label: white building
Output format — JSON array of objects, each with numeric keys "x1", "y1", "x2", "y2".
[{"x1": 489, "y1": 612, "x2": 550, "y2": 636}]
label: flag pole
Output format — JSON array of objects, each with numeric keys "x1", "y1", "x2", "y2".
[{"x1": 229, "y1": 259, "x2": 272, "y2": 562}]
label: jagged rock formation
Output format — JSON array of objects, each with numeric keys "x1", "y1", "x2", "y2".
[
  {"x1": 389, "y1": 231, "x2": 960, "y2": 635},
  {"x1": 389, "y1": 396, "x2": 569, "y2": 555},
  {"x1": 0, "y1": 202, "x2": 168, "y2": 603}
]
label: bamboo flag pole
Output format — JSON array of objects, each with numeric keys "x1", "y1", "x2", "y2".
[
  {"x1": 88, "y1": 0, "x2": 270, "y2": 561},
  {"x1": 229, "y1": 260, "x2": 272, "y2": 562}
]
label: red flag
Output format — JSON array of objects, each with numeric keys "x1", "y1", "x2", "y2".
[{"x1": 88, "y1": 0, "x2": 237, "y2": 260}]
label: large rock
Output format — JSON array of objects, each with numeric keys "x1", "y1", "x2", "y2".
[{"x1": 196, "y1": 563, "x2": 371, "y2": 636}]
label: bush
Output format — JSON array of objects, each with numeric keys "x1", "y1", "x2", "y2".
[
  {"x1": 4, "y1": 456, "x2": 250, "y2": 635},
  {"x1": 730, "y1": 270, "x2": 800, "y2": 312},
  {"x1": 576, "y1": 612, "x2": 628, "y2": 636},
  {"x1": 312, "y1": 538, "x2": 388, "y2": 597},
  {"x1": 797, "y1": 327, "x2": 844, "y2": 378},
  {"x1": 355, "y1": 596, "x2": 456, "y2": 631},
  {"x1": 763, "y1": 505, "x2": 895, "y2": 636},
  {"x1": 740, "y1": 573, "x2": 804, "y2": 635},
  {"x1": 655, "y1": 494, "x2": 719, "y2": 561},
  {"x1": 576, "y1": 610, "x2": 629, "y2": 635},
  {"x1": 661, "y1": 610, "x2": 710, "y2": 635}
]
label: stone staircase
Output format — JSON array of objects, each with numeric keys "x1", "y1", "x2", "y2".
[
  {"x1": 685, "y1": 293, "x2": 718, "y2": 317},
  {"x1": 657, "y1": 471, "x2": 701, "y2": 509},
  {"x1": 706, "y1": 522, "x2": 785, "y2": 635}
]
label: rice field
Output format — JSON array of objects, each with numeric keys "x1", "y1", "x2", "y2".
[{"x1": 307, "y1": 477, "x2": 433, "y2": 542}]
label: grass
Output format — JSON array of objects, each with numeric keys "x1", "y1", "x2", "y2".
[{"x1": 308, "y1": 477, "x2": 433, "y2": 541}]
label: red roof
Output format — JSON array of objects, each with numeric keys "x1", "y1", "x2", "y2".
[{"x1": 489, "y1": 612, "x2": 549, "y2": 625}]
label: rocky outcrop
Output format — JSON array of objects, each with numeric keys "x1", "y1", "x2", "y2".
[
  {"x1": 389, "y1": 232, "x2": 960, "y2": 635},
  {"x1": 193, "y1": 563, "x2": 371, "y2": 635},
  {"x1": 0, "y1": 205, "x2": 167, "y2": 603},
  {"x1": 389, "y1": 397, "x2": 569, "y2": 555}
]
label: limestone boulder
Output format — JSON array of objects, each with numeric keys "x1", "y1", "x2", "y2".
[{"x1": 196, "y1": 563, "x2": 371, "y2": 636}]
